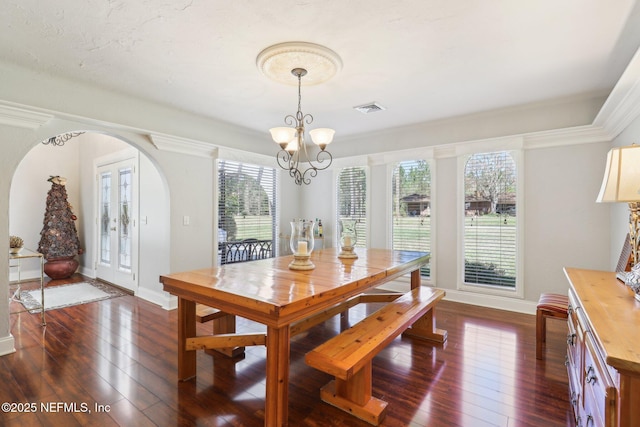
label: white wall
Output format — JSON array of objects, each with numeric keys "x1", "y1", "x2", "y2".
[
  {"x1": 137, "y1": 153, "x2": 173, "y2": 307},
  {"x1": 522, "y1": 142, "x2": 611, "y2": 298}
]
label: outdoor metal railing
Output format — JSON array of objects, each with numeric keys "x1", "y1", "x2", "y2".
[{"x1": 218, "y1": 239, "x2": 273, "y2": 265}]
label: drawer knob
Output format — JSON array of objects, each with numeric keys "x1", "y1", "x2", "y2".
[
  {"x1": 567, "y1": 333, "x2": 576, "y2": 346},
  {"x1": 585, "y1": 365, "x2": 597, "y2": 384},
  {"x1": 586, "y1": 415, "x2": 595, "y2": 427}
]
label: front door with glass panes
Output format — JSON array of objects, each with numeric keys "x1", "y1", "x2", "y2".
[{"x1": 96, "y1": 159, "x2": 138, "y2": 292}]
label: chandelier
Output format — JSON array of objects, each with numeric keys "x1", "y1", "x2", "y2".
[
  {"x1": 269, "y1": 68, "x2": 335, "y2": 185},
  {"x1": 257, "y1": 42, "x2": 341, "y2": 185}
]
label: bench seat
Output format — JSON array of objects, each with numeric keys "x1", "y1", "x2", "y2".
[{"x1": 305, "y1": 286, "x2": 446, "y2": 425}]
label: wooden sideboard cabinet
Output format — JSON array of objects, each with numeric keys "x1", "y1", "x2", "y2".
[{"x1": 564, "y1": 268, "x2": 640, "y2": 427}]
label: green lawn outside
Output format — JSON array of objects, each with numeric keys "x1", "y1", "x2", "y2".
[{"x1": 231, "y1": 215, "x2": 274, "y2": 240}]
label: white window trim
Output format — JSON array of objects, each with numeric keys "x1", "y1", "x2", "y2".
[{"x1": 456, "y1": 149, "x2": 525, "y2": 299}]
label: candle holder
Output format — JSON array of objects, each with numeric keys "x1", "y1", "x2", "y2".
[
  {"x1": 338, "y1": 218, "x2": 358, "y2": 259},
  {"x1": 289, "y1": 219, "x2": 315, "y2": 270}
]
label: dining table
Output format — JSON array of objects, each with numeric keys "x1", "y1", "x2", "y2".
[{"x1": 160, "y1": 247, "x2": 433, "y2": 427}]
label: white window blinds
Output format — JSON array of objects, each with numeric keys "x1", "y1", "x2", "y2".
[
  {"x1": 392, "y1": 160, "x2": 431, "y2": 278},
  {"x1": 336, "y1": 166, "x2": 367, "y2": 247},
  {"x1": 463, "y1": 151, "x2": 517, "y2": 288},
  {"x1": 218, "y1": 160, "x2": 277, "y2": 263}
]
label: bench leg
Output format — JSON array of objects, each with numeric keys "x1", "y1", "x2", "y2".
[
  {"x1": 403, "y1": 307, "x2": 448, "y2": 343},
  {"x1": 207, "y1": 314, "x2": 245, "y2": 358},
  {"x1": 536, "y1": 309, "x2": 545, "y2": 360},
  {"x1": 319, "y1": 361, "x2": 388, "y2": 426}
]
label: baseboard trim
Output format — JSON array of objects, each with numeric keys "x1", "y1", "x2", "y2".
[
  {"x1": 374, "y1": 278, "x2": 537, "y2": 315},
  {"x1": 136, "y1": 287, "x2": 177, "y2": 310},
  {"x1": 0, "y1": 334, "x2": 16, "y2": 356},
  {"x1": 443, "y1": 288, "x2": 537, "y2": 315}
]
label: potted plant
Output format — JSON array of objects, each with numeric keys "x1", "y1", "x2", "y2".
[{"x1": 9, "y1": 235, "x2": 23, "y2": 254}]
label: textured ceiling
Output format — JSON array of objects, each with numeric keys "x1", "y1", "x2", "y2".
[{"x1": 2, "y1": 0, "x2": 640, "y2": 138}]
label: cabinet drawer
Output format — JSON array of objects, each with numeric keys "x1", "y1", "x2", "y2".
[{"x1": 584, "y1": 331, "x2": 617, "y2": 426}]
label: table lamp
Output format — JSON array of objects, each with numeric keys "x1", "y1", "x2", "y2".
[{"x1": 596, "y1": 144, "x2": 640, "y2": 266}]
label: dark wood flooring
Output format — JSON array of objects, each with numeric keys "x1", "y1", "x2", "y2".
[{"x1": 3, "y1": 275, "x2": 574, "y2": 426}]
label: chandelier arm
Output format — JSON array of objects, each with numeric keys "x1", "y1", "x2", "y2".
[
  {"x1": 290, "y1": 167, "x2": 303, "y2": 185},
  {"x1": 283, "y1": 114, "x2": 297, "y2": 127},
  {"x1": 276, "y1": 149, "x2": 292, "y2": 170},
  {"x1": 303, "y1": 113, "x2": 313, "y2": 126},
  {"x1": 300, "y1": 166, "x2": 318, "y2": 185},
  {"x1": 312, "y1": 150, "x2": 333, "y2": 171}
]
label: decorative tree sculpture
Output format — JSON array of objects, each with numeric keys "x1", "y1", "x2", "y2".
[{"x1": 38, "y1": 176, "x2": 82, "y2": 279}]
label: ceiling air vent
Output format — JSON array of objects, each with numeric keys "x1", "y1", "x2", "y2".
[{"x1": 353, "y1": 102, "x2": 386, "y2": 114}]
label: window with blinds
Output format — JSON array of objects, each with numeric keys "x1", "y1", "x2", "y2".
[
  {"x1": 336, "y1": 166, "x2": 367, "y2": 247},
  {"x1": 217, "y1": 160, "x2": 277, "y2": 264},
  {"x1": 392, "y1": 160, "x2": 431, "y2": 278},
  {"x1": 463, "y1": 151, "x2": 517, "y2": 288}
]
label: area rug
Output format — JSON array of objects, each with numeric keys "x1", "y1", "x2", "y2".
[{"x1": 19, "y1": 281, "x2": 126, "y2": 313}]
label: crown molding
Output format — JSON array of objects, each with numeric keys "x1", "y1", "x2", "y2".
[
  {"x1": 150, "y1": 133, "x2": 218, "y2": 158},
  {"x1": 523, "y1": 125, "x2": 612, "y2": 149},
  {"x1": 0, "y1": 104, "x2": 53, "y2": 129},
  {"x1": 594, "y1": 47, "x2": 640, "y2": 139}
]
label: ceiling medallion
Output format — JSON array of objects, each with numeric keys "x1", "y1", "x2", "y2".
[{"x1": 256, "y1": 41, "x2": 342, "y2": 86}]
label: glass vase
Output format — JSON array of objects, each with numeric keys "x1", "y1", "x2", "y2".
[
  {"x1": 289, "y1": 219, "x2": 315, "y2": 270},
  {"x1": 338, "y1": 218, "x2": 358, "y2": 259}
]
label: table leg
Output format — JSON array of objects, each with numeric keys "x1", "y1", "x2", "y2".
[
  {"x1": 40, "y1": 256, "x2": 45, "y2": 326},
  {"x1": 178, "y1": 297, "x2": 197, "y2": 381},
  {"x1": 411, "y1": 268, "x2": 421, "y2": 289},
  {"x1": 265, "y1": 325, "x2": 291, "y2": 427}
]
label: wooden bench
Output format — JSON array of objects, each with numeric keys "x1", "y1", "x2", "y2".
[{"x1": 305, "y1": 286, "x2": 447, "y2": 425}]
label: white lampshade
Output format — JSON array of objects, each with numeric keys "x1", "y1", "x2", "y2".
[
  {"x1": 269, "y1": 127, "x2": 296, "y2": 145},
  {"x1": 597, "y1": 145, "x2": 640, "y2": 202},
  {"x1": 309, "y1": 128, "x2": 335, "y2": 146}
]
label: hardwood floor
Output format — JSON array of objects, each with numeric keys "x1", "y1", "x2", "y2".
[{"x1": 3, "y1": 275, "x2": 574, "y2": 426}]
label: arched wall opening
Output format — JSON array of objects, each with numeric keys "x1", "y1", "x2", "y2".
[{"x1": 9, "y1": 130, "x2": 173, "y2": 309}]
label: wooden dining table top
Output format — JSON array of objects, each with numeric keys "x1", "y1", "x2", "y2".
[{"x1": 160, "y1": 247, "x2": 430, "y2": 327}]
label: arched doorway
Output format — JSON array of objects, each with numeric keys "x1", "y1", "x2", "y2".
[{"x1": 9, "y1": 131, "x2": 171, "y2": 306}]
